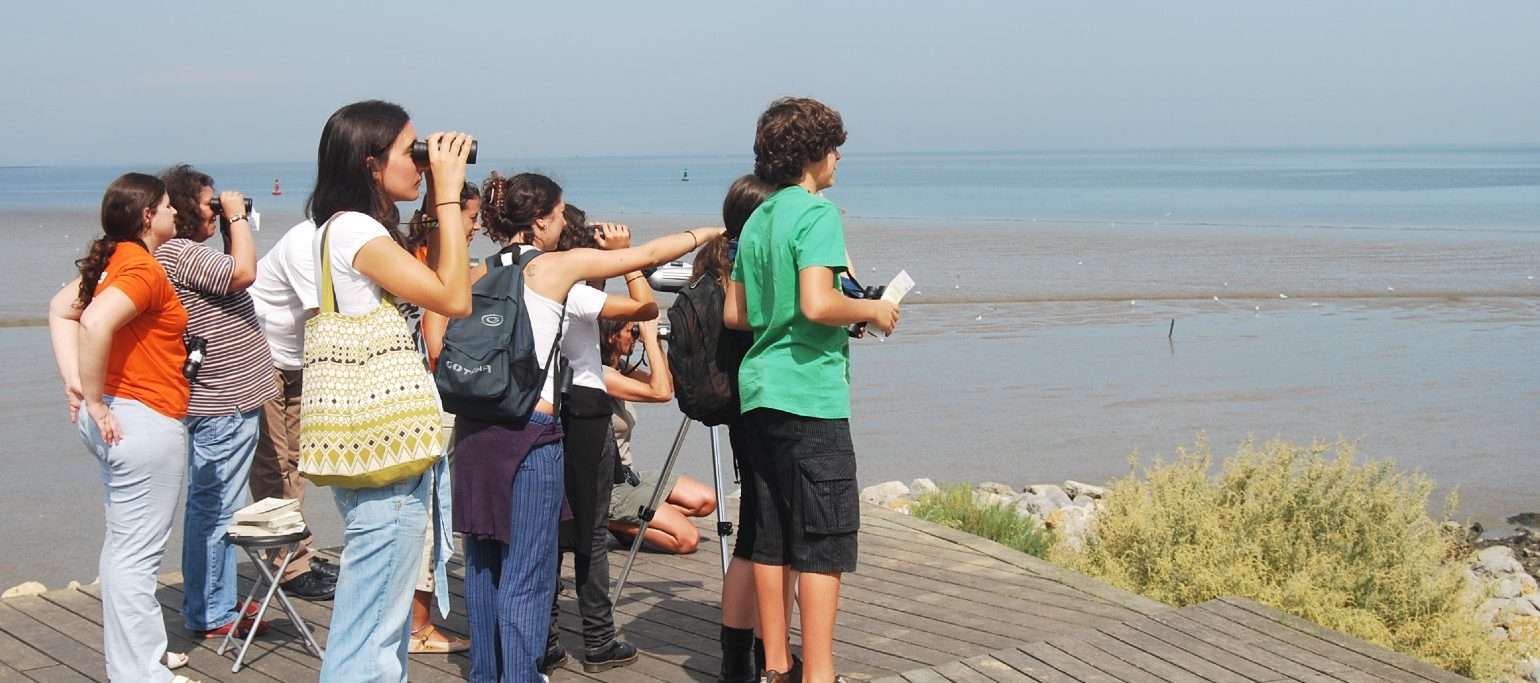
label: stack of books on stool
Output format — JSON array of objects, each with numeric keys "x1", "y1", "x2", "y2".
[{"x1": 230, "y1": 497, "x2": 305, "y2": 538}]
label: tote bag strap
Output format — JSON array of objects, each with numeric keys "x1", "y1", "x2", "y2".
[
  {"x1": 318, "y1": 213, "x2": 393, "y2": 314},
  {"x1": 317, "y1": 215, "x2": 341, "y2": 315}
]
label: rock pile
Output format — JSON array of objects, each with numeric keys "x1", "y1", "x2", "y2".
[
  {"x1": 1466, "y1": 545, "x2": 1540, "y2": 681},
  {"x1": 859, "y1": 478, "x2": 1108, "y2": 550}
]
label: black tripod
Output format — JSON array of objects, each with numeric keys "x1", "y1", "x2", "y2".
[{"x1": 609, "y1": 414, "x2": 734, "y2": 605}]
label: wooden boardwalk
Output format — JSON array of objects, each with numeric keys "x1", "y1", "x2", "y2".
[{"x1": 0, "y1": 504, "x2": 1471, "y2": 682}]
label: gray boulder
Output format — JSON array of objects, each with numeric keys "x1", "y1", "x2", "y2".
[
  {"x1": 1063, "y1": 480, "x2": 1106, "y2": 499},
  {"x1": 909, "y1": 478, "x2": 940, "y2": 497},
  {"x1": 1025, "y1": 484, "x2": 1073, "y2": 510},
  {"x1": 1477, "y1": 546, "x2": 1525, "y2": 577},
  {"x1": 1013, "y1": 492, "x2": 1061, "y2": 518},
  {"x1": 861, "y1": 481, "x2": 910, "y2": 507},
  {"x1": 977, "y1": 481, "x2": 1015, "y2": 496},
  {"x1": 1496, "y1": 577, "x2": 1524, "y2": 599},
  {"x1": 1046, "y1": 505, "x2": 1094, "y2": 552}
]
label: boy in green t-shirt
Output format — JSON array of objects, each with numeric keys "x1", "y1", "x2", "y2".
[{"x1": 724, "y1": 97, "x2": 900, "y2": 683}]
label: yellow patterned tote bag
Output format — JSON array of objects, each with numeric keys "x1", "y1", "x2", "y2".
[{"x1": 298, "y1": 219, "x2": 443, "y2": 488}]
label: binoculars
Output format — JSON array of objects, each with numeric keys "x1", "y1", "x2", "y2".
[
  {"x1": 208, "y1": 197, "x2": 254, "y2": 214},
  {"x1": 412, "y1": 140, "x2": 479, "y2": 165}
]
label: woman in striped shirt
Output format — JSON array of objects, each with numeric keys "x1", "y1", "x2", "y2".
[{"x1": 154, "y1": 165, "x2": 283, "y2": 639}]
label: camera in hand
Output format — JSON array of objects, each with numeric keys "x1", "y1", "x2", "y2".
[
  {"x1": 411, "y1": 140, "x2": 479, "y2": 165},
  {"x1": 183, "y1": 335, "x2": 208, "y2": 381},
  {"x1": 208, "y1": 197, "x2": 253, "y2": 214},
  {"x1": 840, "y1": 275, "x2": 886, "y2": 337},
  {"x1": 657, "y1": 319, "x2": 672, "y2": 341}
]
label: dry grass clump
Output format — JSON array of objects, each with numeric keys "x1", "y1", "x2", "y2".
[
  {"x1": 1050, "y1": 437, "x2": 1536, "y2": 680},
  {"x1": 910, "y1": 484, "x2": 1055, "y2": 558}
]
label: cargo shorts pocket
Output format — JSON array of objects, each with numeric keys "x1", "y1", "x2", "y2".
[{"x1": 797, "y1": 453, "x2": 860, "y2": 535}]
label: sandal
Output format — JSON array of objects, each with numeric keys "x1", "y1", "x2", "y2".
[
  {"x1": 408, "y1": 624, "x2": 470, "y2": 654},
  {"x1": 165, "y1": 651, "x2": 189, "y2": 670},
  {"x1": 171, "y1": 676, "x2": 201, "y2": 683}
]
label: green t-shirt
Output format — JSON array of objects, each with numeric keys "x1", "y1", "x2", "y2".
[{"x1": 731, "y1": 186, "x2": 850, "y2": 419}]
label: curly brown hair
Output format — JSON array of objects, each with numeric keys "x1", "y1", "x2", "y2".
[
  {"x1": 481, "y1": 172, "x2": 562, "y2": 244},
  {"x1": 753, "y1": 97, "x2": 847, "y2": 187},
  {"x1": 160, "y1": 164, "x2": 213, "y2": 240},
  {"x1": 557, "y1": 204, "x2": 596, "y2": 251}
]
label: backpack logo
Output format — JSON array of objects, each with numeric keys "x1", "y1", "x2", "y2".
[{"x1": 481, "y1": 314, "x2": 505, "y2": 327}]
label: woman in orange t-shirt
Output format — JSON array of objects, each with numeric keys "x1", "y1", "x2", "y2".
[{"x1": 47, "y1": 173, "x2": 195, "y2": 683}]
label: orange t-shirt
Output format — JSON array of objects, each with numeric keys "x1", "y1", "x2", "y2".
[{"x1": 98, "y1": 242, "x2": 189, "y2": 419}]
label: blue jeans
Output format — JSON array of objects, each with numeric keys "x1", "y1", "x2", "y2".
[
  {"x1": 464, "y1": 439, "x2": 564, "y2": 683},
  {"x1": 319, "y1": 471, "x2": 430, "y2": 683},
  {"x1": 181, "y1": 409, "x2": 260, "y2": 631}
]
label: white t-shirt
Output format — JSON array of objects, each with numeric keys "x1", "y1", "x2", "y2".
[
  {"x1": 563, "y1": 284, "x2": 609, "y2": 391},
  {"x1": 311, "y1": 212, "x2": 392, "y2": 316},
  {"x1": 248, "y1": 220, "x2": 319, "y2": 370}
]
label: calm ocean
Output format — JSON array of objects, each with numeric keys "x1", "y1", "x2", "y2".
[{"x1": 1, "y1": 147, "x2": 1536, "y2": 586}]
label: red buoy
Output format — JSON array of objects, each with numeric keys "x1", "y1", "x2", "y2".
[{"x1": 272, "y1": 178, "x2": 283, "y2": 196}]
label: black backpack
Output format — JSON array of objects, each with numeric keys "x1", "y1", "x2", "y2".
[
  {"x1": 666, "y1": 273, "x2": 750, "y2": 426},
  {"x1": 435, "y1": 248, "x2": 563, "y2": 425}
]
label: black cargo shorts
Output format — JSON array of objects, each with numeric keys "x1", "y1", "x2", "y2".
[{"x1": 742, "y1": 408, "x2": 860, "y2": 573}]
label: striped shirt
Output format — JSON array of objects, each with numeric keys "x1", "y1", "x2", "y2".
[{"x1": 155, "y1": 238, "x2": 280, "y2": 416}]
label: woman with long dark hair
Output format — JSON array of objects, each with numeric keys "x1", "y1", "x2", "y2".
[
  {"x1": 153, "y1": 164, "x2": 287, "y2": 639},
  {"x1": 304, "y1": 99, "x2": 473, "y2": 681},
  {"x1": 455, "y1": 172, "x2": 722, "y2": 682},
  {"x1": 48, "y1": 173, "x2": 196, "y2": 682}
]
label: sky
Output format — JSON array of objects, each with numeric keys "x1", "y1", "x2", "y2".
[{"x1": 2, "y1": 1, "x2": 1537, "y2": 165}]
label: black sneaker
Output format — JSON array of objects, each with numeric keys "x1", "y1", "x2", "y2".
[
  {"x1": 539, "y1": 645, "x2": 570, "y2": 675},
  {"x1": 311, "y1": 557, "x2": 340, "y2": 579},
  {"x1": 583, "y1": 640, "x2": 639, "y2": 673},
  {"x1": 280, "y1": 570, "x2": 336, "y2": 601}
]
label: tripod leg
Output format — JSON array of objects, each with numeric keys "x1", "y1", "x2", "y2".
[
  {"x1": 610, "y1": 414, "x2": 691, "y2": 606},
  {"x1": 709, "y1": 425, "x2": 731, "y2": 577}
]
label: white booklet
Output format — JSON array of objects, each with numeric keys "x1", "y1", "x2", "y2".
[
  {"x1": 882, "y1": 270, "x2": 915, "y2": 304},
  {"x1": 233, "y1": 497, "x2": 300, "y2": 525}
]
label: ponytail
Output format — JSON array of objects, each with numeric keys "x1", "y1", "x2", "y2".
[{"x1": 75, "y1": 173, "x2": 164, "y2": 307}]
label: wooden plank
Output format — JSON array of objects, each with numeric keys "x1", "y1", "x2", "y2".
[
  {"x1": 901, "y1": 668, "x2": 955, "y2": 683},
  {"x1": 934, "y1": 659, "x2": 995, "y2": 682},
  {"x1": 1158, "y1": 609, "x2": 1349, "y2": 683},
  {"x1": 151, "y1": 575, "x2": 332, "y2": 681},
  {"x1": 607, "y1": 561, "x2": 936, "y2": 674},
  {"x1": 1220, "y1": 598, "x2": 1471, "y2": 683},
  {"x1": 1199, "y1": 602, "x2": 1443, "y2": 682},
  {"x1": 0, "y1": 661, "x2": 27, "y2": 683},
  {"x1": 20, "y1": 666, "x2": 92, "y2": 683},
  {"x1": 40, "y1": 586, "x2": 280, "y2": 683},
  {"x1": 1015, "y1": 642, "x2": 1123, "y2": 682},
  {"x1": 1123, "y1": 613, "x2": 1294, "y2": 681},
  {"x1": 621, "y1": 542, "x2": 1082, "y2": 654},
  {"x1": 1078, "y1": 627, "x2": 1210, "y2": 683},
  {"x1": 1048, "y1": 639, "x2": 1156, "y2": 682},
  {"x1": 0, "y1": 625, "x2": 55, "y2": 672},
  {"x1": 865, "y1": 506, "x2": 1169, "y2": 616},
  {"x1": 987, "y1": 647, "x2": 1082, "y2": 683},
  {"x1": 1097, "y1": 621, "x2": 1252, "y2": 682},
  {"x1": 960, "y1": 653, "x2": 1035, "y2": 682},
  {"x1": 0, "y1": 602, "x2": 105, "y2": 682},
  {"x1": 1174, "y1": 604, "x2": 1350, "y2": 676}
]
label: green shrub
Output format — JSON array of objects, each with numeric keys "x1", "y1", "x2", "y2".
[
  {"x1": 910, "y1": 484, "x2": 1055, "y2": 558},
  {"x1": 1050, "y1": 437, "x2": 1535, "y2": 681}
]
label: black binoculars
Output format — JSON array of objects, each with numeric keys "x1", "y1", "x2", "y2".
[
  {"x1": 208, "y1": 197, "x2": 254, "y2": 214},
  {"x1": 411, "y1": 140, "x2": 479, "y2": 165}
]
